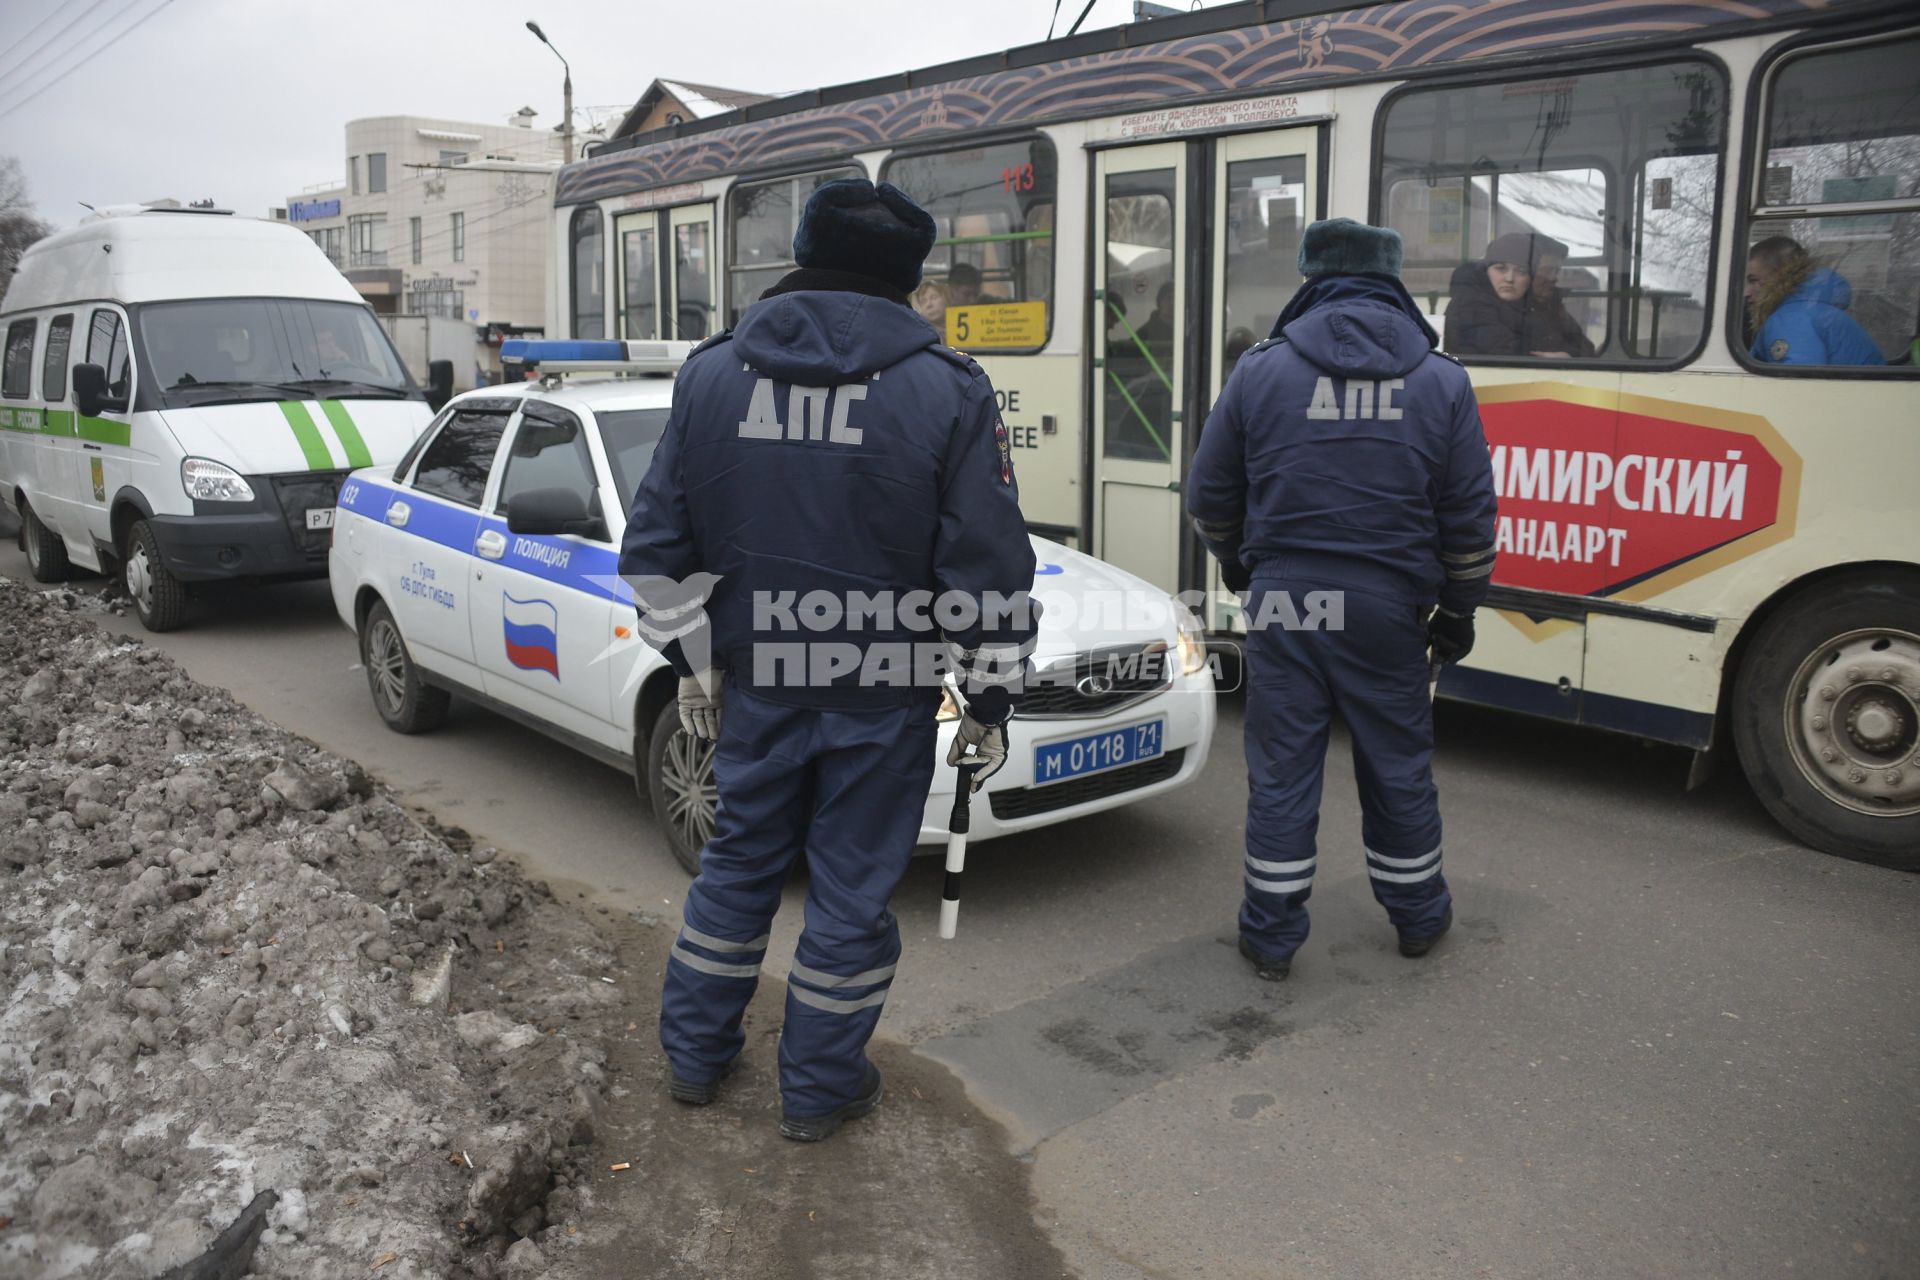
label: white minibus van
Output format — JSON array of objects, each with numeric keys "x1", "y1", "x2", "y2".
[{"x1": 0, "y1": 205, "x2": 449, "y2": 629}]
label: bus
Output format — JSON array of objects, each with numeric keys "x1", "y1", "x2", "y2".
[{"x1": 544, "y1": 0, "x2": 1919, "y2": 866}]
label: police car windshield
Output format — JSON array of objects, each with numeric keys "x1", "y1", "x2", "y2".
[
  {"x1": 140, "y1": 298, "x2": 412, "y2": 406},
  {"x1": 597, "y1": 408, "x2": 672, "y2": 502}
]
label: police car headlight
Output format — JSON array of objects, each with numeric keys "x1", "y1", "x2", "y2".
[
  {"x1": 1177, "y1": 609, "x2": 1208, "y2": 676},
  {"x1": 181, "y1": 457, "x2": 255, "y2": 503}
]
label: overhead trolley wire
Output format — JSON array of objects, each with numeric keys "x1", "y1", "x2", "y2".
[{"x1": 0, "y1": 0, "x2": 176, "y2": 123}]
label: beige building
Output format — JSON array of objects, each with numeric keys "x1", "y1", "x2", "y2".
[{"x1": 287, "y1": 111, "x2": 593, "y2": 386}]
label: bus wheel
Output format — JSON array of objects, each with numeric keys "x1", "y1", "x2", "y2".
[
  {"x1": 1731, "y1": 575, "x2": 1920, "y2": 869},
  {"x1": 21, "y1": 500, "x2": 70, "y2": 583},
  {"x1": 646, "y1": 699, "x2": 714, "y2": 877},
  {"x1": 123, "y1": 519, "x2": 189, "y2": 631}
]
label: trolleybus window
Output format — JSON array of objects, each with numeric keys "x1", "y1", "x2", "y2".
[
  {"x1": 1742, "y1": 31, "x2": 1920, "y2": 371},
  {"x1": 726, "y1": 166, "x2": 864, "y2": 326},
  {"x1": 570, "y1": 207, "x2": 607, "y2": 340},
  {"x1": 1377, "y1": 60, "x2": 1726, "y2": 366},
  {"x1": 883, "y1": 138, "x2": 1056, "y2": 351},
  {"x1": 1103, "y1": 173, "x2": 1176, "y2": 462}
]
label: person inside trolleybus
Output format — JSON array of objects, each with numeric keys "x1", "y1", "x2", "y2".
[
  {"x1": 1744, "y1": 235, "x2": 1887, "y2": 367},
  {"x1": 1521, "y1": 241, "x2": 1597, "y2": 358},
  {"x1": 1443, "y1": 231, "x2": 1576, "y2": 358}
]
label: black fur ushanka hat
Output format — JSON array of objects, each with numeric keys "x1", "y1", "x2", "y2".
[{"x1": 792, "y1": 178, "x2": 938, "y2": 295}]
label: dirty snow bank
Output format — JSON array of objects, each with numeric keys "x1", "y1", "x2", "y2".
[{"x1": 0, "y1": 578, "x2": 622, "y2": 1278}]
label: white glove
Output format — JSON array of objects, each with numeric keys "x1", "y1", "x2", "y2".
[
  {"x1": 945, "y1": 710, "x2": 1008, "y2": 791},
  {"x1": 677, "y1": 673, "x2": 723, "y2": 741}
]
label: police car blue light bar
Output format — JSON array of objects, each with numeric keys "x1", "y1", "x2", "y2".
[{"x1": 501, "y1": 339, "x2": 696, "y2": 376}]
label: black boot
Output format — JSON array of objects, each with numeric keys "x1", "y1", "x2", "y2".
[
  {"x1": 1238, "y1": 937, "x2": 1291, "y2": 981},
  {"x1": 779, "y1": 1065, "x2": 884, "y2": 1142},
  {"x1": 1398, "y1": 909, "x2": 1453, "y2": 958},
  {"x1": 667, "y1": 1056, "x2": 738, "y2": 1106}
]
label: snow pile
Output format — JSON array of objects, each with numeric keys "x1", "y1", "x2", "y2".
[{"x1": 0, "y1": 578, "x2": 619, "y2": 1279}]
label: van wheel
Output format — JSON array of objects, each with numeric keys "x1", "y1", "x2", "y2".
[
  {"x1": 123, "y1": 519, "x2": 189, "y2": 631},
  {"x1": 646, "y1": 699, "x2": 714, "y2": 876},
  {"x1": 21, "y1": 500, "x2": 70, "y2": 583},
  {"x1": 361, "y1": 600, "x2": 450, "y2": 733},
  {"x1": 1731, "y1": 574, "x2": 1920, "y2": 870}
]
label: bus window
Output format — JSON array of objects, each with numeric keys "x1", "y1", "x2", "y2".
[
  {"x1": 1742, "y1": 31, "x2": 1920, "y2": 371},
  {"x1": 570, "y1": 207, "x2": 606, "y2": 339},
  {"x1": 1377, "y1": 60, "x2": 1726, "y2": 365},
  {"x1": 1222, "y1": 154, "x2": 1307, "y2": 376},
  {"x1": 1102, "y1": 172, "x2": 1176, "y2": 462},
  {"x1": 883, "y1": 137, "x2": 1057, "y2": 351},
  {"x1": 726, "y1": 166, "x2": 863, "y2": 326}
]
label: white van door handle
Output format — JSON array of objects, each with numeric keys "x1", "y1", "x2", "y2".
[
  {"x1": 475, "y1": 529, "x2": 507, "y2": 560},
  {"x1": 385, "y1": 500, "x2": 410, "y2": 528}
]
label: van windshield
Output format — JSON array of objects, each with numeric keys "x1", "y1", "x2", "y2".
[{"x1": 139, "y1": 298, "x2": 415, "y2": 406}]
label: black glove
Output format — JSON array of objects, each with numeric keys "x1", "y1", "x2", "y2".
[
  {"x1": 1428, "y1": 607, "x2": 1475, "y2": 665},
  {"x1": 1220, "y1": 559, "x2": 1252, "y2": 594}
]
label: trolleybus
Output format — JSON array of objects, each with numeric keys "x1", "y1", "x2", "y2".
[{"x1": 545, "y1": 0, "x2": 1920, "y2": 865}]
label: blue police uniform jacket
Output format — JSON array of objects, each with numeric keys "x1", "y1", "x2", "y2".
[
  {"x1": 1749, "y1": 267, "x2": 1886, "y2": 367},
  {"x1": 620, "y1": 275, "x2": 1038, "y2": 720},
  {"x1": 1186, "y1": 274, "x2": 1498, "y2": 613}
]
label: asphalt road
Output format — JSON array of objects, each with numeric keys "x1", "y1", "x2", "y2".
[{"x1": 9, "y1": 543, "x2": 1917, "y2": 1280}]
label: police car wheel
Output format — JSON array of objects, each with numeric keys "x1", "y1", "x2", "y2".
[
  {"x1": 1731, "y1": 573, "x2": 1920, "y2": 871},
  {"x1": 123, "y1": 519, "x2": 189, "y2": 632},
  {"x1": 361, "y1": 600, "x2": 451, "y2": 734},
  {"x1": 21, "y1": 500, "x2": 70, "y2": 584},
  {"x1": 645, "y1": 700, "x2": 715, "y2": 876}
]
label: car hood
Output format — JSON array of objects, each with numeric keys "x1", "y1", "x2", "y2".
[
  {"x1": 161, "y1": 398, "x2": 432, "y2": 475},
  {"x1": 1026, "y1": 535, "x2": 1188, "y2": 664}
]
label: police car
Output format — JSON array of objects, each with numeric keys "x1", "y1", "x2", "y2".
[{"x1": 329, "y1": 340, "x2": 1215, "y2": 873}]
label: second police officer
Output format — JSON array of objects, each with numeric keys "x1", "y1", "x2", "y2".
[
  {"x1": 620, "y1": 179, "x2": 1038, "y2": 1141},
  {"x1": 1187, "y1": 218, "x2": 1498, "y2": 979}
]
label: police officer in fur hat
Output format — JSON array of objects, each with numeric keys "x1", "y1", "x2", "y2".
[
  {"x1": 1187, "y1": 217, "x2": 1498, "y2": 978},
  {"x1": 620, "y1": 178, "x2": 1037, "y2": 1140}
]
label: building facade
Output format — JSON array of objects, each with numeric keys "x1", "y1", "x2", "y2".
[{"x1": 286, "y1": 112, "x2": 580, "y2": 388}]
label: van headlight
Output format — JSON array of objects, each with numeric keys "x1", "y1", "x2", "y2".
[
  {"x1": 181, "y1": 457, "x2": 255, "y2": 503},
  {"x1": 1177, "y1": 608, "x2": 1208, "y2": 676}
]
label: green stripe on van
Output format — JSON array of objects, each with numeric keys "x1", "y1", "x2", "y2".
[
  {"x1": 77, "y1": 416, "x2": 131, "y2": 447},
  {"x1": 43, "y1": 409, "x2": 75, "y2": 437},
  {"x1": 278, "y1": 400, "x2": 335, "y2": 470},
  {"x1": 318, "y1": 400, "x2": 373, "y2": 468}
]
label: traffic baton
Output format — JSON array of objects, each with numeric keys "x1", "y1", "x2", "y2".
[
  {"x1": 939, "y1": 761, "x2": 984, "y2": 940},
  {"x1": 1428, "y1": 652, "x2": 1443, "y2": 704}
]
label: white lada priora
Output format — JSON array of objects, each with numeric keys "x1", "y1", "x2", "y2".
[{"x1": 330, "y1": 340, "x2": 1215, "y2": 874}]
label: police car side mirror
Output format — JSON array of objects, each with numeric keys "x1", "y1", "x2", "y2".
[
  {"x1": 73, "y1": 363, "x2": 117, "y2": 417},
  {"x1": 506, "y1": 486, "x2": 602, "y2": 539},
  {"x1": 426, "y1": 359, "x2": 454, "y2": 412}
]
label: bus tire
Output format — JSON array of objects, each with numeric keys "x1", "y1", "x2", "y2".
[
  {"x1": 360, "y1": 600, "x2": 450, "y2": 733},
  {"x1": 21, "y1": 500, "x2": 70, "y2": 583},
  {"x1": 645, "y1": 699, "x2": 713, "y2": 877},
  {"x1": 123, "y1": 519, "x2": 189, "y2": 631},
  {"x1": 1731, "y1": 574, "x2": 1920, "y2": 870}
]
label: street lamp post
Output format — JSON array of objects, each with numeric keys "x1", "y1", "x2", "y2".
[{"x1": 524, "y1": 20, "x2": 573, "y2": 164}]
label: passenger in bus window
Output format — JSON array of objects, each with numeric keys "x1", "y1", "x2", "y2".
[
  {"x1": 1521, "y1": 243, "x2": 1597, "y2": 358},
  {"x1": 911, "y1": 278, "x2": 949, "y2": 332},
  {"x1": 1136, "y1": 282, "x2": 1178, "y2": 359},
  {"x1": 946, "y1": 263, "x2": 1006, "y2": 307},
  {"x1": 1443, "y1": 232, "x2": 1572, "y2": 358},
  {"x1": 1744, "y1": 236, "x2": 1886, "y2": 367}
]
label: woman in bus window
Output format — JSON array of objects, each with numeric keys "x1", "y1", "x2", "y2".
[
  {"x1": 1443, "y1": 232, "x2": 1565, "y2": 357},
  {"x1": 1745, "y1": 236, "x2": 1885, "y2": 366}
]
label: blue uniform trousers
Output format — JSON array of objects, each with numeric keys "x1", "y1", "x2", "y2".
[
  {"x1": 660, "y1": 683, "x2": 939, "y2": 1117},
  {"x1": 1240, "y1": 578, "x2": 1452, "y2": 960}
]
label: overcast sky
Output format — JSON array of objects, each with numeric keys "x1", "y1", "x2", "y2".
[{"x1": 2, "y1": 0, "x2": 1237, "y2": 229}]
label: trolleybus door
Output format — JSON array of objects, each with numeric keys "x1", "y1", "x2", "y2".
[
  {"x1": 1093, "y1": 143, "x2": 1187, "y2": 595},
  {"x1": 1199, "y1": 127, "x2": 1319, "y2": 629},
  {"x1": 614, "y1": 214, "x2": 659, "y2": 340},
  {"x1": 613, "y1": 204, "x2": 717, "y2": 342}
]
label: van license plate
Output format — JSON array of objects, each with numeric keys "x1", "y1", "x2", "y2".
[
  {"x1": 306, "y1": 508, "x2": 336, "y2": 530},
  {"x1": 1033, "y1": 718, "x2": 1165, "y2": 788}
]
